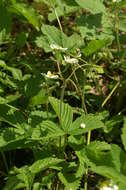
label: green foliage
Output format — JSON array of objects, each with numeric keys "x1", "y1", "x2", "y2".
[
  {"x1": 58, "y1": 172, "x2": 81, "y2": 190},
  {"x1": 68, "y1": 114, "x2": 104, "y2": 135},
  {"x1": 0, "y1": 0, "x2": 126, "y2": 189},
  {"x1": 30, "y1": 157, "x2": 64, "y2": 174},
  {"x1": 10, "y1": 1, "x2": 40, "y2": 30},
  {"x1": 49, "y1": 96, "x2": 73, "y2": 132},
  {"x1": 75, "y1": 0, "x2": 106, "y2": 14},
  {"x1": 0, "y1": 4, "x2": 11, "y2": 44},
  {"x1": 121, "y1": 117, "x2": 126, "y2": 151},
  {"x1": 36, "y1": 24, "x2": 82, "y2": 52},
  {"x1": 82, "y1": 39, "x2": 111, "y2": 57}
]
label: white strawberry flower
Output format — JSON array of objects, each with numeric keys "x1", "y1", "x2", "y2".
[
  {"x1": 80, "y1": 123, "x2": 86, "y2": 129},
  {"x1": 50, "y1": 44, "x2": 68, "y2": 52},
  {"x1": 112, "y1": 0, "x2": 121, "y2": 3},
  {"x1": 100, "y1": 184, "x2": 118, "y2": 190},
  {"x1": 76, "y1": 48, "x2": 82, "y2": 58},
  {"x1": 101, "y1": 187, "x2": 113, "y2": 190},
  {"x1": 64, "y1": 56, "x2": 78, "y2": 64},
  {"x1": 45, "y1": 71, "x2": 59, "y2": 79}
]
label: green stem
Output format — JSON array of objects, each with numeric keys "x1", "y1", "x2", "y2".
[
  {"x1": 115, "y1": 11, "x2": 121, "y2": 54},
  {"x1": 54, "y1": 8, "x2": 63, "y2": 32},
  {"x1": 116, "y1": 28, "x2": 121, "y2": 54},
  {"x1": 50, "y1": 0, "x2": 63, "y2": 32},
  {"x1": 101, "y1": 81, "x2": 120, "y2": 108},
  {"x1": 1, "y1": 151, "x2": 8, "y2": 174},
  {"x1": 81, "y1": 92, "x2": 90, "y2": 190},
  {"x1": 59, "y1": 81, "x2": 66, "y2": 152}
]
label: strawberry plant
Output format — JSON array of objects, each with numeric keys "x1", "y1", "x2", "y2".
[{"x1": 0, "y1": 0, "x2": 126, "y2": 189}]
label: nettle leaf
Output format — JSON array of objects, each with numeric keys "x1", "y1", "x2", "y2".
[
  {"x1": 76, "y1": 13, "x2": 113, "y2": 40},
  {"x1": 29, "y1": 157, "x2": 64, "y2": 174},
  {"x1": 10, "y1": 2, "x2": 40, "y2": 30},
  {"x1": 32, "y1": 120, "x2": 65, "y2": 140},
  {"x1": 36, "y1": 24, "x2": 82, "y2": 52},
  {"x1": 0, "y1": 4, "x2": 11, "y2": 45},
  {"x1": 58, "y1": 172, "x2": 81, "y2": 190},
  {"x1": 4, "y1": 166, "x2": 34, "y2": 190},
  {"x1": 75, "y1": 0, "x2": 106, "y2": 14},
  {"x1": 3, "y1": 176, "x2": 25, "y2": 190},
  {"x1": 0, "y1": 70, "x2": 17, "y2": 89},
  {"x1": 36, "y1": 24, "x2": 65, "y2": 52},
  {"x1": 75, "y1": 150, "x2": 86, "y2": 177},
  {"x1": 48, "y1": 0, "x2": 80, "y2": 22},
  {"x1": 110, "y1": 144, "x2": 126, "y2": 175},
  {"x1": 39, "y1": 24, "x2": 67, "y2": 50},
  {"x1": 29, "y1": 89, "x2": 48, "y2": 107},
  {"x1": 121, "y1": 117, "x2": 126, "y2": 151},
  {"x1": 0, "y1": 127, "x2": 29, "y2": 151},
  {"x1": 78, "y1": 142, "x2": 126, "y2": 185},
  {"x1": 28, "y1": 110, "x2": 56, "y2": 127},
  {"x1": 0, "y1": 60, "x2": 22, "y2": 80},
  {"x1": 68, "y1": 114, "x2": 104, "y2": 135},
  {"x1": 0, "y1": 104, "x2": 26, "y2": 128},
  {"x1": 49, "y1": 97, "x2": 73, "y2": 132},
  {"x1": 17, "y1": 166, "x2": 35, "y2": 190},
  {"x1": 82, "y1": 39, "x2": 111, "y2": 57}
]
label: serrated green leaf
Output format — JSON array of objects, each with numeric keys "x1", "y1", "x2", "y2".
[
  {"x1": 0, "y1": 128, "x2": 28, "y2": 151},
  {"x1": 49, "y1": 97, "x2": 73, "y2": 132},
  {"x1": 36, "y1": 24, "x2": 82, "y2": 52},
  {"x1": 29, "y1": 89, "x2": 48, "y2": 107},
  {"x1": 78, "y1": 142, "x2": 126, "y2": 185},
  {"x1": 0, "y1": 5, "x2": 11, "y2": 45},
  {"x1": 32, "y1": 120, "x2": 65, "y2": 140},
  {"x1": 10, "y1": 2, "x2": 40, "y2": 30},
  {"x1": 30, "y1": 157, "x2": 64, "y2": 174},
  {"x1": 0, "y1": 60, "x2": 22, "y2": 80},
  {"x1": 75, "y1": 0, "x2": 106, "y2": 14},
  {"x1": 48, "y1": 0, "x2": 80, "y2": 22},
  {"x1": 76, "y1": 13, "x2": 113, "y2": 40},
  {"x1": 3, "y1": 175, "x2": 25, "y2": 190},
  {"x1": 4, "y1": 166, "x2": 34, "y2": 190},
  {"x1": 0, "y1": 104, "x2": 26, "y2": 128},
  {"x1": 68, "y1": 114, "x2": 104, "y2": 135},
  {"x1": 58, "y1": 172, "x2": 81, "y2": 190},
  {"x1": 82, "y1": 39, "x2": 111, "y2": 57}
]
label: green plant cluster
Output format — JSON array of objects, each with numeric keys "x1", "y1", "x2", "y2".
[{"x1": 0, "y1": 0, "x2": 126, "y2": 189}]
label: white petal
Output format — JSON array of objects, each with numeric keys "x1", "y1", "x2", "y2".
[
  {"x1": 113, "y1": 185, "x2": 118, "y2": 190},
  {"x1": 45, "y1": 71, "x2": 59, "y2": 79},
  {"x1": 80, "y1": 123, "x2": 86, "y2": 129},
  {"x1": 64, "y1": 56, "x2": 78, "y2": 64},
  {"x1": 50, "y1": 44, "x2": 68, "y2": 51},
  {"x1": 100, "y1": 187, "x2": 112, "y2": 190}
]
